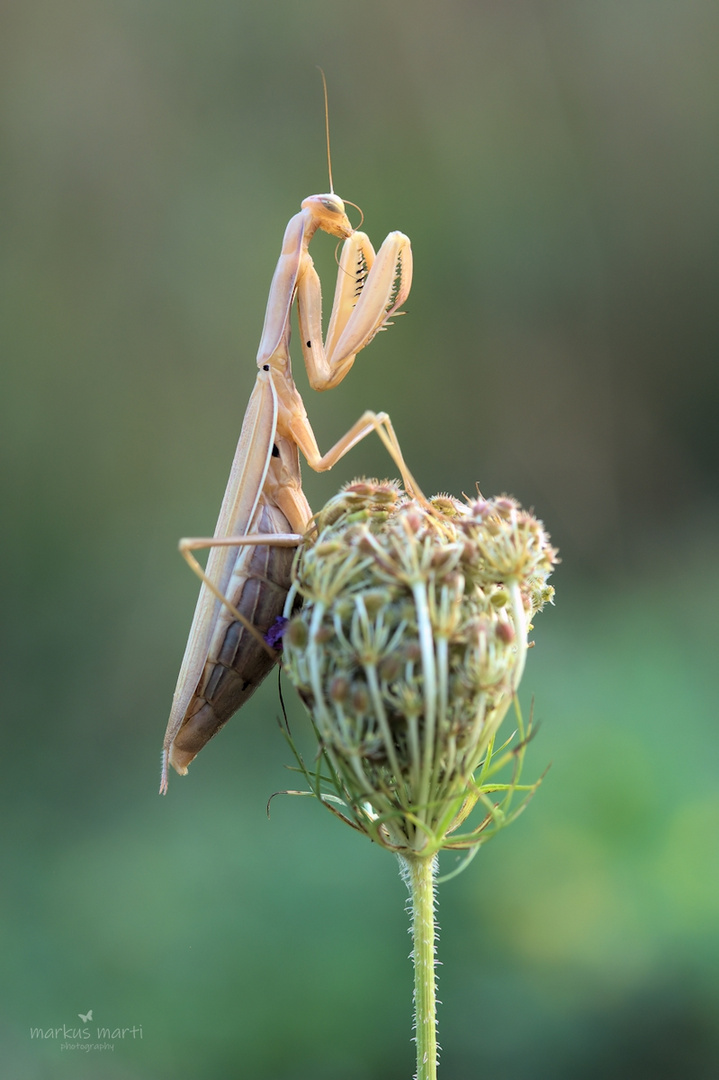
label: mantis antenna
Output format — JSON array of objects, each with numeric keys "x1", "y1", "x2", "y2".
[
  {"x1": 317, "y1": 68, "x2": 364, "y2": 231},
  {"x1": 317, "y1": 66, "x2": 334, "y2": 194}
]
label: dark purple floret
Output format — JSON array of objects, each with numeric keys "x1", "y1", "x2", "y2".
[{"x1": 265, "y1": 616, "x2": 289, "y2": 649}]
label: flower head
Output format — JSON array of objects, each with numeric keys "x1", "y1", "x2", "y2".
[{"x1": 282, "y1": 481, "x2": 557, "y2": 858}]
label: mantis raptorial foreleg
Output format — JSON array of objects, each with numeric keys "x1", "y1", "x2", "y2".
[{"x1": 296, "y1": 230, "x2": 412, "y2": 392}]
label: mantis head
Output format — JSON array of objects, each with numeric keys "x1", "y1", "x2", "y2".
[{"x1": 301, "y1": 193, "x2": 353, "y2": 239}]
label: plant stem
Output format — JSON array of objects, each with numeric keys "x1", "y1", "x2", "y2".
[{"x1": 399, "y1": 853, "x2": 438, "y2": 1080}]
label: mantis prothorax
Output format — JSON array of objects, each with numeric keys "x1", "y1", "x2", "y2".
[{"x1": 161, "y1": 116, "x2": 419, "y2": 793}]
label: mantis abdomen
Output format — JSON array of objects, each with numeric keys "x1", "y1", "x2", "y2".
[{"x1": 168, "y1": 502, "x2": 295, "y2": 775}]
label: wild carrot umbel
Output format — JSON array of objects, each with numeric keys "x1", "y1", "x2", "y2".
[{"x1": 281, "y1": 480, "x2": 557, "y2": 1079}]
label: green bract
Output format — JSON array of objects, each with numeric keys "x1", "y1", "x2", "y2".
[{"x1": 282, "y1": 481, "x2": 557, "y2": 860}]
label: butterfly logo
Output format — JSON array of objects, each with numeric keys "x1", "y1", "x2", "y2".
[{"x1": 78, "y1": 1010, "x2": 93, "y2": 1023}]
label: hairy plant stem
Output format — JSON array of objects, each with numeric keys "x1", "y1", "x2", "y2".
[{"x1": 399, "y1": 853, "x2": 438, "y2": 1080}]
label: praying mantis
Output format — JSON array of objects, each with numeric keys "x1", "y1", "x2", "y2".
[{"x1": 160, "y1": 98, "x2": 421, "y2": 793}]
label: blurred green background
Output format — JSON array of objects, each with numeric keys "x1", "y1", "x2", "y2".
[{"x1": 2, "y1": 1, "x2": 718, "y2": 1077}]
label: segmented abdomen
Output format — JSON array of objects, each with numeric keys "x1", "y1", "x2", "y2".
[{"x1": 170, "y1": 503, "x2": 295, "y2": 768}]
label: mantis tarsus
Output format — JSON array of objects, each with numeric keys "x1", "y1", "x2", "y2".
[{"x1": 161, "y1": 128, "x2": 420, "y2": 793}]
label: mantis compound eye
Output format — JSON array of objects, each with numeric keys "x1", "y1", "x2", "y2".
[{"x1": 319, "y1": 194, "x2": 345, "y2": 215}]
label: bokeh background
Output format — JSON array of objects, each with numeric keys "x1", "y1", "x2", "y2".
[{"x1": 2, "y1": 1, "x2": 718, "y2": 1077}]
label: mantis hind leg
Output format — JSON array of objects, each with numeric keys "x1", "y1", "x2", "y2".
[{"x1": 178, "y1": 531, "x2": 303, "y2": 656}]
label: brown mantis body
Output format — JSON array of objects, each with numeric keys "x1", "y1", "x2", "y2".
[{"x1": 160, "y1": 187, "x2": 418, "y2": 792}]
